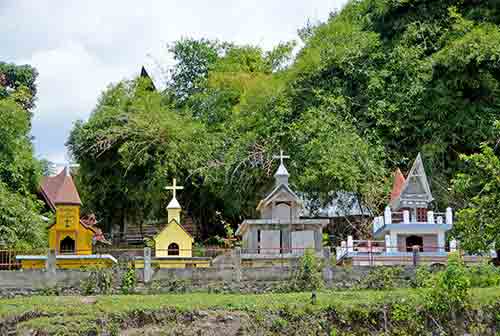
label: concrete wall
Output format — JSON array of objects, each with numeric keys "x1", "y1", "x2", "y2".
[
  {"x1": 0, "y1": 270, "x2": 89, "y2": 289},
  {"x1": 0, "y1": 266, "x2": 415, "y2": 292}
]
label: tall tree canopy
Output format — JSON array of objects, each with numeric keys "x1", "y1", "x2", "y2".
[
  {"x1": 0, "y1": 62, "x2": 46, "y2": 248},
  {"x1": 69, "y1": 0, "x2": 500, "y2": 241}
]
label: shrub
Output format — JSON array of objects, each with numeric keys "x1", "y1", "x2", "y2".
[
  {"x1": 423, "y1": 253, "x2": 470, "y2": 315},
  {"x1": 468, "y1": 262, "x2": 500, "y2": 288},
  {"x1": 80, "y1": 266, "x2": 113, "y2": 295},
  {"x1": 120, "y1": 263, "x2": 137, "y2": 294},
  {"x1": 359, "y1": 267, "x2": 403, "y2": 290},
  {"x1": 290, "y1": 249, "x2": 324, "y2": 291},
  {"x1": 413, "y1": 265, "x2": 436, "y2": 288}
]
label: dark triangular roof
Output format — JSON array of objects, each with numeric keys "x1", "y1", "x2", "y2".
[{"x1": 140, "y1": 66, "x2": 157, "y2": 91}]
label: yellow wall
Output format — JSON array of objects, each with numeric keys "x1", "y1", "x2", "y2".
[
  {"x1": 155, "y1": 220, "x2": 193, "y2": 258},
  {"x1": 48, "y1": 205, "x2": 93, "y2": 255},
  {"x1": 20, "y1": 258, "x2": 114, "y2": 269},
  {"x1": 135, "y1": 259, "x2": 210, "y2": 269}
]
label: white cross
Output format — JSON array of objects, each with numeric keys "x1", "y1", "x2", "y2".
[
  {"x1": 273, "y1": 149, "x2": 290, "y2": 166},
  {"x1": 165, "y1": 178, "x2": 184, "y2": 199}
]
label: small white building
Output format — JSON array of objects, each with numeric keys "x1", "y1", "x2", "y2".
[{"x1": 236, "y1": 152, "x2": 328, "y2": 257}]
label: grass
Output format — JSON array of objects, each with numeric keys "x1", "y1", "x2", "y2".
[{"x1": 2, "y1": 288, "x2": 500, "y2": 334}]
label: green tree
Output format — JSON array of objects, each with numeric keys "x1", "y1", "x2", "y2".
[
  {"x1": 0, "y1": 62, "x2": 38, "y2": 110},
  {"x1": 0, "y1": 63, "x2": 46, "y2": 248},
  {"x1": 288, "y1": 0, "x2": 500, "y2": 206},
  {"x1": 68, "y1": 78, "x2": 214, "y2": 234},
  {"x1": 167, "y1": 38, "x2": 224, "y2": 102},
  {"x1": 451, "y1": 142, "x2": 500, "y2": 257}
]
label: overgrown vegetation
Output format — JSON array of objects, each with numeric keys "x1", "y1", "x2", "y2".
[
  {"x1": 120, "y1": 263, "x2": 137, "y2": 294},
  {"x1": 2, "y1": 287, "x2": 500, "y2": 335},
  {"x1": 66, "y1": 0, "x2": 500, "y2": 243},
  {"x1": 289, "y1": 249, "x2": 324, "y2": 291},
  {"x1": 358, "y1": 267, "x2": 404, "y2": 290},
  {"x1": 0, "y1": 62, "x2": 48, "y2": 249},
  {"x1": 80, "y1": 266, "x2": 113, "y2": 295}
]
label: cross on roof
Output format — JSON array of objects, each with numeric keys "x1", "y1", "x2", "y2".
[
  {"x1": 273, "y1": 149, "x2": 290, "y2": 166},
  {"x1": 165, "y1": 178, "x2": 184, "y2": 199}
]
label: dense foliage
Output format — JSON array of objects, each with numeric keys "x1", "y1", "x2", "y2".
[
  {"x1": 69, "y1": 0, "x2": 500, "y2": 240},
  {"x1": 0, "y1": 62, "x2": 46, "y2": 248},
  {"x1": 451, "y1": 141, "x2": 500, "y2": 256}
]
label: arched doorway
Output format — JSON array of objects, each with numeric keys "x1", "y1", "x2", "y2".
[
  {"x1": 60, "y1": 236, "x2": 75, "y2": 253},
  {"x1": 168, "y1": 242, "x2": 179, "y2": 256},
  {"x1": 406, "y1": 235, "x2": 423, "y2": 252}
]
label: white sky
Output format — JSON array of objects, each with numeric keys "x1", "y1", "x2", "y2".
[{"x1": 1, "y1": 0, "x2": 347, "y2": 164}]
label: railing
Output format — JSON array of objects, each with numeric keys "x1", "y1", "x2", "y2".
[
  {"x1": 373, "y1": 207, "x2": 454, "y2": 234},
  {"x1": 0, "y1": 246, "x2": 330, "y2": 270}
]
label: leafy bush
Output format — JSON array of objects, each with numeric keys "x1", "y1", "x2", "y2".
[
  {"x1": 468, "y1": 262, "x2": 500, "y2": 288},
  {"x1": 290, "y1": 249, "x2": 324, "y2": 291},
  {"x1": 80, "y1": 266, "x2": 113, "y2": 295},
  {"x1": 120, "y1": 263, "x2": 137, "y2": 294},
  {"x1": 423, "y1": 253, "x2": 470, "y2": 315},
  {"x1": 359, "y1": 267, "x2": 403, "y2": 290},
  {"x1": 413, "y1": 265, "x2": 437, "y2": 288}
]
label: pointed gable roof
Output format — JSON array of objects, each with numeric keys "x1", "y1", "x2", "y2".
[
  {"x1": 390, "y1": 168, "x2": 406, "y2": 202},
  {"x1": 256, "y1": 183, "x2": 302, "y2": 211},
  {"x1": 390, "y1": 153, "x2": 433, "y2": 209},
  {"x1": 40, "y1": 168, "x2": 81, "y2": 210},
  {"x1": 155, "y1": 218, "x2": 194, "y2": 241},
  {"x1": 140, "y1": 66, "x2": 157, "y2": 91}
]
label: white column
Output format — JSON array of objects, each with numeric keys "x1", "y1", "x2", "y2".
[
  {"x1": 427, "y1": 211, "x2": 434, "y2": 224},
  {"x1": 390, "y1": 231, "x2": 398, "y2": 253},
  {"x1": 403, "y1": 210, "x2": 410, "y2": 224},
  {"x1": 347, "y1": 236, "x2": 354, "y2": 253},
  {"x1": 436, "y1": 216, "x2": 443, "y2": 224},
  {"x1": 437, "y1": 231, "x2": 445, "y2": 253},
  {"x1": 450, "y1": 239, "x2": 457, "y2": 252},
  {"x1": 446, "y1": 207, "x2": 453, "y2": 225},
  {"x1": 384, "y1": 207, "x2": 392, "y2": 225},
  {"x1": 385, "y1": 235, "x2": 392, "y2": 253}
]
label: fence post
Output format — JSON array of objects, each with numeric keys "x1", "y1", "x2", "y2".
[
  {"x1": 347, "y1": 236, "x2": 354, "y2": 253},
  {"x1": 323, "y1": 247, "x2": 333, "y2": 286},
  {"x1": 233, "y1": 247, "x2": 241, "y2": 284},
  {"x1": 46, "y1": 249, "x2": 56, "y2": 274},
  {"x1": 412, "y1": 246, "x2": 419, "y2": 267},
  {"x1": 143, "y1": 247, "x2": 152, "y2": 284}
]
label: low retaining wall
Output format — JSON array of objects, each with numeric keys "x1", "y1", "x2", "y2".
[{"x1": 0, "y1": 265, "x2": 416, "y2": 298}]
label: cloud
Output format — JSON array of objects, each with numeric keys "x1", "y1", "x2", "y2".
[{"x1": 1, "y1": 0, "x2": 347, "y2": 161}]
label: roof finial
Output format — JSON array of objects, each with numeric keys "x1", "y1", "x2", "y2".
[
  {"x1": 165, "y1": 178, "x2": 184, "y2": 199},
  {"x1": 273, "y1": 149, "x2": 290, "y2": 167},
  {"x1": 273, "y1": 149, "x2": 290, "y2": 185},
  {"x1": 165, "y1": 177, "x2": 184, "y2": 209}
]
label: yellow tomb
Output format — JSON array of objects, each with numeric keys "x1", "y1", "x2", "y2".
[
  {"x1": 17, "y1": 168, "x2": 115, "y2": 269},
  {"x1": 135, "y1": 178, "x2": 210, "y2": 268}
]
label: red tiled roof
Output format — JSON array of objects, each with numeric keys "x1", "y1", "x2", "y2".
[
  {"x1": 80, "y1": 214, "x2": 109, "y2": 244},
  {"x1": 40, "y1": 168, "x2": 81, "y2": 209},
  {"x1": 390, "y1": 168, "x2": 406, "y2": 202}
]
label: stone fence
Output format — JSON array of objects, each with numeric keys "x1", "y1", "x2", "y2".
[{"x1": 0, "y1": 247, "x2": 418, "y2": 296}]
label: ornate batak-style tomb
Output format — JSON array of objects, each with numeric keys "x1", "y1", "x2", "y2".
[{"x1": 336, "y1": 153, "x2": 496, "y2": 266}]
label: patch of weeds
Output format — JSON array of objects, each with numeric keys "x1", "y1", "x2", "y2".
[
  {"x1": 121, "y1": 263, "x2": 137, "y2": 294},
  {"x1": 80, "y1": 265, "x2": 113, "y2": 295},
  {"x1": 359, "y1": 266, "x2": 404, "y2": 290},
  {"x1": 271, "y1": 317, "x2": 288, "y2": 332}
]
